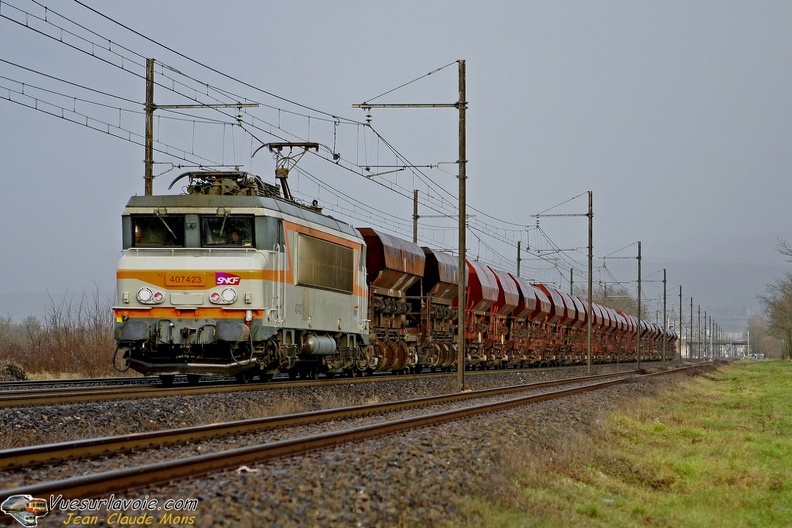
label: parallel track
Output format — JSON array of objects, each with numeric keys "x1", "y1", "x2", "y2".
[
  {"x1": 0, "y1": 370, "x2": 627, "y2": 470},
  {"x1": 0, "y1": 366, "x2": 695, "y2": 499},
  {"x1": 0, "y1": 376, "x2": 158, "y2": 392},
  {"x1": 0, "y1": 365, "x2": 640, "y2": 408}
]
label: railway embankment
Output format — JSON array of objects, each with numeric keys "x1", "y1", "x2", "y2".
[{"x1": 463, "y1": 360, "x2": 791, "y2": 527}]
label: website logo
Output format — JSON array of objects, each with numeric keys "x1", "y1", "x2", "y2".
[{"x1": 2, "y1": 495, "x2": 48, "y2": 527}]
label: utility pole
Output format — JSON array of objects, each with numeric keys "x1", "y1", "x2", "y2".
[
  {"x1": 145, "y1": 58, "x2": 154, "y2": 196},
  {"x1": 516, "y1": 241, "x2": 521, "y2": 277},
  {"x1": 688, "y1": 297, "x2": 693, "y2": 361},
  {"x1": 457, "y1": 59, "x2": 467, "y2": 392},
  {"x1": 704, "y1": 311, "x2": 708, "y2": 360},
  {"x1": 143, "y1": 58, "x2": 257, "y2": 195},
  {"x1": 662, "y1": 269, "x2": 667, "y2": 362},
  {"x1": 586, "y1": 191, "x2": 593, "y2": 375},
  {"x1": 689, "y1": 298, "x2": 693, "y2": 361},
  {"x1": 678, "y1": 285, "x2": 683, "y2": 364},
  {"x1": 637, "y1": 241, "x2": 642, "y2": 369},
  {"x1": 413, "y1": 190, "x2": 419, "y2": 244},
  {"x1": 531, "y1": 191, "x2": 593, "y2": 372},
  {"x1": 355, "y1": 60, "x2": 467, "y2": 391},
  {"x1": 697, "y1": 305, "x2": 701, "y2": 360}
]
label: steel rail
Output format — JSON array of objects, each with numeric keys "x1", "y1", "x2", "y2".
[
  {"x1": 0, "y1": 367, "x2": 696, "y2": 499},
  {"x1": 0, "y1": 365, "x2": 640, "y2": 409},
  {"x1": 0, "y1": 371, "x2": 630, "y2": 470},
  {"x1": 0, "y1": 376, "x2": 158, "y2": 390},
  {"x1": 0, "y1": 376, "x2": 360, "y2": 408}
]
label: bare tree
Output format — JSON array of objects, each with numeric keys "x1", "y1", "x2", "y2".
[
  {"x1": 746, "y1": 316, "x2": 782, "y2": 358},
  {"x1": 759, "y1": 271, "x2": 792, "y2": 360},
  {"x1": 776, "y1": 238, "x2": 792, "y2": 260},
  {"x1": 574, "y1": 284, "x2": 639, "y2": 317}
]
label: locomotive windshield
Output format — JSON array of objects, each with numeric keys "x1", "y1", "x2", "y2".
[
  {"x1": 132, "y1": 215, "x2": 185, "y2": 247},
  {"x1": 201, "y1": 215, "x2": 254, "y2": 247}
]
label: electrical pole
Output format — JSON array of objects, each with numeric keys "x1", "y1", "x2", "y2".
[
  {"x1": 637, "y1": 241, "x2": 642, "y2": 369},
  {"x1": 704, "y1": 311, "x2": 708, "y2": 360},
  {"x1": 688, "y1": 297, "x2": 693, "y2": 361},
  {"x1": 697, "y1": 305, "x2": 701, "y2": 360},
  {"x1": 145, "y1": 58, "x2": 154, "y2": 196},
  {"x1": 457, "y1": 59, "x2": 467, "y2": 392},
  {"x1": 413, "y1": 190, "x2": 419, "y2": 244},
  {"x1": 689, "y1": 298, "x2": 693, "y2": 361},
  {"x1": 662, "y1": 268, "x2": 667, "y2": 362},
  {"x1": 532, "y1": 191, "x2": 593, "y2": 372},
  {"x1": 354, "y1": 60, "x2": 467, "y2": 391},
  {"x1": 678, "y1": 285, "x2": 682, "y2": 364},
  {"x1": 143, "y1": 58, "x2": 257, "y2": 196},
  {"x1": 516, "y1": 241, "x2": 521, "y2": 277},
  {"x1": 586, "y1": 191, "x2": 593, "y2": 375}
]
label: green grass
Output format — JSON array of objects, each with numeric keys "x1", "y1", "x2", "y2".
[{"x1": 457, "y1": 361, "x2": 792, "y2": 527}]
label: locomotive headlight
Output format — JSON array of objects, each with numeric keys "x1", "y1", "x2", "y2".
[
  {"x1": 209, "y1": 288, "x2": 237, "y2": 305},
  {"x1": 221, "y1": 288, "x2": 237, "y2": 303},
  {"x1": 137, "y1": 288, "x2": 153, "y2": 303},
  {"x1": 137, "y1": 287, "x2": 165, "y2": 305}
]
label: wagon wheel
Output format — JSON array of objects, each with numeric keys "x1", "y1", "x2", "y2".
[
  {"x1": 392, "y1": 340, "x2": 408, "y2": 371},
  {"x1": 440, "y1": 342, "x2": 454, "y2": 368},
  {"x1": 384, "y1": 340, "x2": 401, "y2": 371},
  {"x1": 378, "y1": 339, "x2": 395, "y2": 371}
]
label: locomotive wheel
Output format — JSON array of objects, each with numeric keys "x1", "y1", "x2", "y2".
[
  {"x1": 186, "y1": 374, "x2": 201, "y2": 385},
  {"x1": 159, "y1": 374, "x2": 175, "y2": 387}
]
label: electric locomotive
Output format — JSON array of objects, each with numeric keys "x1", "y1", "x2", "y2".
[{"x1": 113, "y1": 166, "x2": 369, "y2": 385}]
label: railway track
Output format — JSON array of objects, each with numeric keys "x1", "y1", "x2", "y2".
[
  {"x1": 0, "y1": 365, "x2": 639, "y2": 408},
  {"x1": 0, "y1": 366, "x2": 694, "y2": 500},
  {"x1": 0, "y1": 376, "x2": 158, "y2": 391}
]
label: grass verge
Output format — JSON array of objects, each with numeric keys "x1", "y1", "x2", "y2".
[{"x1": 460, "y1": 361, "x2": 792, "y2": 527}]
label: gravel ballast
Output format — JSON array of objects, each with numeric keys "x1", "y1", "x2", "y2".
[{"x1": 1, "y1": 363, "x2": 703, "y2": 527}]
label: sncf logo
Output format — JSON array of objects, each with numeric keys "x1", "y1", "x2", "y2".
[{"x1": 215, "y1": 273, "x2": 241, "y2": 286}]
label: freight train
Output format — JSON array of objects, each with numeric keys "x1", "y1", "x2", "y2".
[{"x1": 113, "y1": 159, "x2": 676, "y2": 385}]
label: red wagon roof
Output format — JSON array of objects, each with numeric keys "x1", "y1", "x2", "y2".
[
  {"x1": 359, "y1": 227, "x2": 425, "y2": 293},
  {"x1": 465, "y1": 260, "x2": 499, "y2": 314},
  {"x1": 421, "y1": 247, "x2": 464, "y2": 303},
  {"x1": 487, "y1": 266, "x2": 519, "y2": 316},
  {"x1": 536, "y1": 284, "x2": 567, "y2": 325},
  {"x1": 509, "y1": 274, "x2": 551, "y2": 322}
]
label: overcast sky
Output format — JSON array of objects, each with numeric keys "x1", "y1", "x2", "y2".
[{"x1": 2, "y1": 1, "x2": 791, "y2": 333}]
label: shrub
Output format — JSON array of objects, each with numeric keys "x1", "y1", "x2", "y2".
[{"x1": 0, "y1": 289, "x2": 124, "y2": 379}]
